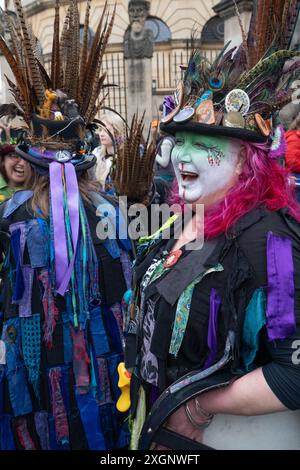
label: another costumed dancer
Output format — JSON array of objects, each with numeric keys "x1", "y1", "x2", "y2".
[
  {"x1": 0, "y1": 0, "x2": 133, "y2": 450},
  {"x1": 125, "y1": 0, "x2": 300, "y2": 450}
]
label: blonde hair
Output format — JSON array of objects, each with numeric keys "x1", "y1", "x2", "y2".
[
  {"x1": 26, "y1": 170, "x2": 101, "y2": 218},
  {"x1": 95, "y1": 111, "x2": 125, "y2": 186}
]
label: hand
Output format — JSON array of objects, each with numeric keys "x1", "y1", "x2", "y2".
[{"x1": 152, "y1": 399, "x2": 206, "y2": 450}]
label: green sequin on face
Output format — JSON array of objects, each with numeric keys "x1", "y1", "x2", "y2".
[
  {"x1": 171, "y1": 131, "x2": 242, "y2": 204},
  {"x1": 173, "y1": 132, "x2": 231, "y2": 160}
]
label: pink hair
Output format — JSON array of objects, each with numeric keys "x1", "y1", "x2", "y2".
[{"x1": 168, "y1": 142, "x2": 300, "y2": 239}]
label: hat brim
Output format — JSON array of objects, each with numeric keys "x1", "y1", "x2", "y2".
[
  {"x1": 160, "y1": 121, "x2": 268, "y2": 143},
  {"x1": 15, "y1": 145, "x2": 96, "y2": 172}
]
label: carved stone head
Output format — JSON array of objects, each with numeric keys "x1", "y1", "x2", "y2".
[{"x1": 128, "y1": 0, "x2": 150, "y2": 34}]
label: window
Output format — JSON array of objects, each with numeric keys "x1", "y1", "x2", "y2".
[
  {"x1": 145, "y1": 17, "x2": 171, "y2": 43},
  {"x1": 201, "y1": 16, "x2": 224, "y2": 44}
]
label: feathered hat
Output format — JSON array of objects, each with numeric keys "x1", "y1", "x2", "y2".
[
  {"x1": 160, "y1": 1, "x2": 300, "y2": 147},
  {"x1": 0, "y1": 0, "x2": 115, "y2": 171},
  {"x1": 0, "y1": 0, "x2": 116, "y2": 305}
]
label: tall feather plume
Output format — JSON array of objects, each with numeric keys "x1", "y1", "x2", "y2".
[
  {"x1": 51, "y1": 0, "x2": 60, "y2": 89},
  {"x1": 80, "y1": 0, "x2": 109, "y2": 114},
  {"x1": 5, "y1": 76, "x2": 30, "y2": 123},
  {"x1": 78, "y1": 0, "x2": 91, "y2": 105},
  {"x1": 12, "y1": 0, "x2": 45, "y2": 105},
  {"x1": 0, "y1": 35, "x2": 29, "y2": 105},
  {"x1": 63, "y1": 2, "x2": 75, "y2": 95},
  {"x1": 59, "y1": 4, "x2": 72, "y2": 91},
  {"x1": 112, "y1": 114, "x2": 156, "y2": 205},
  {"x1": 68, "y1": 0, "x2": 80, "y2": 99},
  {"x1": 85, "y1": 5, "x2": 116, "y2": 122}
]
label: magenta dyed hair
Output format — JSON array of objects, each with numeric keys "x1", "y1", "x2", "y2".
[{"x1": 168, "y1": 142, "x2": 300, "y2": 239}]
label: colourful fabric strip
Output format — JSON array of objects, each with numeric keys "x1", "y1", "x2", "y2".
[
  {"x1": 169, "y1": 264, "x2": 224, "y2": 357},
  {"x1": 48, "y1": 367, "x2": 70, "y2": 445},
  {"x1": 89, "y1": 307, "x2": 110, "y2": 357},
  {"x1": 14, "y1": 416, "x2": 36, "y2": 450},
  {"x1": 10, "y1": 229, "x2": 25, "y2": 302},
  {"x1": 266, "y1": 232, "x2": 296, "y2": 340},
  {"x1": 39, "y1": 269, "x2": 60, "y2": 349},
  {"x1": 21, "y1": 314, "x2": 41, "y2": 400},
  {"x1": 18, "y1": 266, "x2": 34, "y2": 317},
  {"x1": 96, "y1": 357, "x2": 113, "y2": 405},
  {"x1": 34, "y1": 411, "x2": 51, "y2": 450},
  {"x1": 203, "y1": 289, "x2": 221, "y2": 370},
  {"x1": 241, "y1": 288, "x2": 267, "y2": 372},
  {"x1": 50, "y1": 162, "x2": 79, "y2": 296},
  {"x1": 71, "y1": 327, "x2": 90, "y2": 393},
  {"x1": 57, "y1": 162, "x2": 80, "y2": 296}
]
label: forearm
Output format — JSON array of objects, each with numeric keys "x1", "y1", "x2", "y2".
[
  {"x1": 198, "y1": 367, "x2": 287, "y2": 416},
  {"x1": 155, "y1": 141, "x2": 173, "y2": 168}
]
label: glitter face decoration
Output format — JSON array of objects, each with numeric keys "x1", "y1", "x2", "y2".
[{"x1": 171, "y1": 132, "x2": 242, "y2": 204}]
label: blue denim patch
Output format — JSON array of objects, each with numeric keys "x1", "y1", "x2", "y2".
[
  {"x1": 59, "y1": 365, "x2": 71, "y2": 416},
  {"x1": 10, "y1": 229, "x2": 25, "y2": 302},
  {"x1": 75, "y1": 389, "x2": 106, "y2": 450},
  {"x1": 89, "y1": 307, "x2": 110, "y2": 356},
  {"x1": 4, "y1": 319, "x2": 32, "y2": 417},
  {"x1": 6, "y1": 362, "x2": 32, "y2": 416},
  {"x1": 0, "y1": 415, "x2": 16, "y2": 450},
  {"x1": 3, "y1": 191, "x2": 33, "y2": 219},
  {"x1": 26, "y1": 219, "x2": 48, "y2": 268}
]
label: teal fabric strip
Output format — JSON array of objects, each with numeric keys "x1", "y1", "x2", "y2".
[
  {"x1": 240, "y1": 288, "x2": 267, "y2": 372},
  {"x1": 169, "y1": 264, "x2": 224, "y2": 357}
]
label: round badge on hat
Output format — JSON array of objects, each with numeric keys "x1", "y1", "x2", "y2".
[
  {"x1": 173, "y1": 107, "x2": 195, "y2": 123},
  {"x1": 223, "y1": 111, "x2": 245, "y2": 129},
  {"x1": 55, "y1": 150, "x2": 72, "y2": 163},
  {"x1": 225, "y1": 89, "x2": 250, "y2": 115}
]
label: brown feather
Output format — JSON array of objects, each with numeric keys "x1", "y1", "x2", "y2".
[
  {"x1": 85, "y1": 6, "x2": 116, "y2": 121},
  {"x1": 0, "y1": 35, "x2": 29, "y2": 103},
  {"x1": 51, "y1": 0, "x2": 60, "y2": 89},
  {"x1": 78, "y1": 0, "x2": 91, "y2": 105},
  {"x1": 80, "y1": 0, "x2": 108, "y2": 112},
  {"x1": 12, "y1": 0, "x2": 45, "y2": 105}
]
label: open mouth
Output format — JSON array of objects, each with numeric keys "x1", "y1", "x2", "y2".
[
  {"x1": 180, "y1": 170, "x2": 199, "y2": 183},
  {"x1": 13, "y1": 168, "x2": 25, "y2": 178}
]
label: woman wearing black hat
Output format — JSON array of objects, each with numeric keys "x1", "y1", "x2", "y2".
[
  {"x1": 0, "y1": 0, "x2": 132, "y2": 450},
  {"x1": 126, "y1": 2, "x2": 300, "y2": 450}
]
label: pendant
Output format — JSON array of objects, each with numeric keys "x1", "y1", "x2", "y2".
[{"x1": 163, "y1": 249, "x2": 183, "y2": 268}]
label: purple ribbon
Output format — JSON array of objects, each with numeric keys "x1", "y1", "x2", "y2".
[
  {"x1": 50, "y1": 162, "x2": 79, "y2": 296},
  {"x1": 266, "y1": 232, "x2": 296, "y2": 340},
  {"x1": 203, "y1": 288, "x2": 221, "y2": 370}
]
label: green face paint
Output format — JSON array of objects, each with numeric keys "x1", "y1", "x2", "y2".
[{"x1": 171, "y1": 132, "x2": 242, "y2": 204}]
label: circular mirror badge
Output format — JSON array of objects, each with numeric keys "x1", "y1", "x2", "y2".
[
  {"x1": 173, "y1": 107, "x2": 195, "y2": 123},
  {"x1": 55, "y1": 150, "x2": 72, "y2": 163},
  {"x1": 225, "y1": 89, "x2": 250, "y2": 114}
]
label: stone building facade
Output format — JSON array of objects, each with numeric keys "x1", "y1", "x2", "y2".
[{"x1": 1, "y1": 0, "x2": 225, "y2": 120}]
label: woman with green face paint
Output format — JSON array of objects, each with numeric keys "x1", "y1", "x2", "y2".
[{"x1": 125, "y1": 4, "x2": 300, "y2": 450}]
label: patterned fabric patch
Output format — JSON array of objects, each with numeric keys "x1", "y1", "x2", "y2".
[
  {"x1": 140, "y1": 299, "x2": 159, "y2": 386},
  {"x1": 169, "y1": 264, "x2": 224, "y2": 357}
]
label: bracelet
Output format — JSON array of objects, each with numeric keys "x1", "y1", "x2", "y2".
[
  {"x1": 195, "y1": 398, "x2": 214, "y2": 420},
  {"x1": 184, "y1": 401, "x2": 213, "y2": 430}
]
